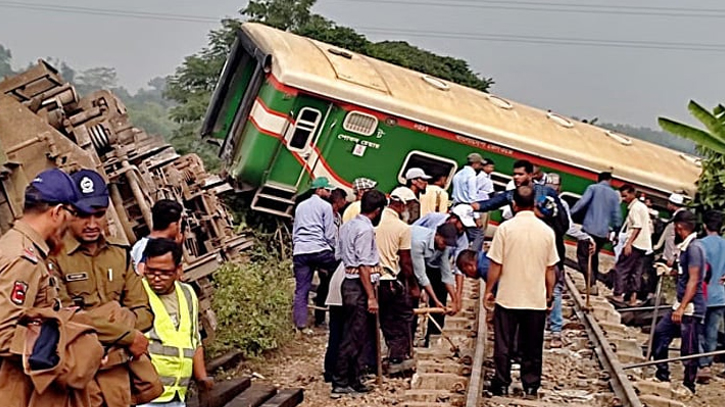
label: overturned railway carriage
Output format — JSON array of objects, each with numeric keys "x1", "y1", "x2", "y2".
[
  {"x1": 0, "y1": 62, "x2": 251, "y2": 339},
  {"x1": 203, "y1": 23, "x2": 700, "y2": 220}
]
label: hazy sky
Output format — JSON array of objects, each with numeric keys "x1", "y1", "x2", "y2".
[{"x1": 1, "y1": 0, "x2": 723, "y2": 128}]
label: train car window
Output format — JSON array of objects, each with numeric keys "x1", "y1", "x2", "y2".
[
  {"x1": 286, "y1": 107, "x2": 321, "y2": 151},
  {"x1": 490, "y1": 172, "x2": 513, "y2": 193},
  {"x1": 398, "y1": 151, "x2": 458, "y2": 187},
  {"x1": 559, "y1": 192, "x2": 582, "y2": 212},
  {"x1": 343, "y1": 111, "x2": 378, "y2": 136}
]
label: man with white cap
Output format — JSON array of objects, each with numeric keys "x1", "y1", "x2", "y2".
[
  {"x1": 654, "y1": 192, "x2": 687, "y2": 268},
  {"x1": 452, "y1": 153, "x2": 486, "y2": 250},
  {"x1": 414, "y1": 204, "x2": 476, "y2": 314},
  {"x1": 400, "y1": 168, "x2": 431, "y2": 224},
  {"x1": 376, "y1": 187, "x2": 416, "y2": 373},
  {"x1": 342, "y1": 178, "x2": 378, "y2": 224}
]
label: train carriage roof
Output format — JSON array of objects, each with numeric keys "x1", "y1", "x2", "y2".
[{"x1": 240, "y1": 23, "x2": 699, "y2": 195}]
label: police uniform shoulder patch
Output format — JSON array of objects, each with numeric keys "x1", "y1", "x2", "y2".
[
  {"x1": 21, "y1": 248, "x2": 38, "y2": 264},
  {"x1": 11, "y1": 281, "x2": 28, "y2": 305}
]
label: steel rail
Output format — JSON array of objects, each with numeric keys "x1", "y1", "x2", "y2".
[
  {"x1": 564, "y1": 273, "x2": 643, "y2": 407},
  {"x1": 465, "y1": 279, "x2": 488, "y2": 407}
]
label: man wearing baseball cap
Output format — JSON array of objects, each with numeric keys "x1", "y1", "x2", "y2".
[
  {"x1": 292, "y1": 177, "x2": 340, "y2": 333},
  {"x1": 410, "y1": 222, "x2": 460, "y2": 347},
  {"x1": 342, "y1": 177, "x2": 378, "y2": 224},
  {"x1": 49, "y1": 169, "x2": 154, "y2": 407},
  {"x1": 376, "y1": 187, "x2": 416, "y2": 373},
  {"x1": 0, "y1": 168, "x2": 84, "y2": 403},
  {"x1": 415, "y1": 204, "x2": 477, "y2": 313},
  {"x1": 452, "y1": 153, "x2": 488, "y2": 251},
  {"x1": 399, "y1": 167, "x2": 431, "y2": 224}
]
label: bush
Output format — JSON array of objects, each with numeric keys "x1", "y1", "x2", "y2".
[{"x1": 209, "y1": 249, "x2": 294, "y2": 357}]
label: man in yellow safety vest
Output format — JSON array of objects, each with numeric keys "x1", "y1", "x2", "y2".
[{"x1": 139, "y1": 238, "x2": 213, "y2": 407}]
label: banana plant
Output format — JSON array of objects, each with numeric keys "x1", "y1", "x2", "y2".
[
  {"x1": 658, "y1": 101, "x2": 725, "y2": 154},
  {"x1": 659, "y1": 101, "x2": 725, "y2": 210}
]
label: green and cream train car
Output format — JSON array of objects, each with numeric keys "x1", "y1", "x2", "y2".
[{"x1": 202, "y1": 22, "x2": 700, "y2": 220}]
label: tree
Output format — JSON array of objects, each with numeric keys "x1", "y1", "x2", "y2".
[
  {"x1": 659, "y1": 102, "x2": 725, "y2": 210},
  {"x1": 165, "y1": 0, "x2": 494, "y2": 171},
  {"x1": 74, "y1": 66, "x2": 119, "y2": 96},
  {"x1": 0, "y1": 45, "x2": 15, "y2": 79}
]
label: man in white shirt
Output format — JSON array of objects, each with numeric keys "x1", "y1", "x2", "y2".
[
  {"x1": 612, "y1": 184, "x2": 652, "y2": 306},
  {"x1": 484, "y1": 185, "x2": 558, "y2": 398},
  {"x1": 130, "y1": 199, "x2": 184, "y2": 274}
]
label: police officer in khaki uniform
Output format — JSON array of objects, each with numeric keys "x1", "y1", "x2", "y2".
[
  {"x1": 0, "y1": 168, "x2": 81, "y2": 406},
  {"x1": 49, "y1": 169, "x2": 154, "y2": 407}
]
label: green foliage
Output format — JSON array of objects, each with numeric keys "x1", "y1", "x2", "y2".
[
  {"x1": 209, "y1": 247, "x2": 293, "y2": 357},
  {"x1": 659, "y1": 101, "x2": 725, "y2": 211},
  {"x1": 164, "y1": 1, "x2": 493, "y2": 171},
  {"x1": 0, "y1": 45, "x2": 14, "y2": 79}
]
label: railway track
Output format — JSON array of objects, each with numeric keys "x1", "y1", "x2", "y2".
[{"x1": 404, "y1": 265, "x2": 692, "y2": 407}]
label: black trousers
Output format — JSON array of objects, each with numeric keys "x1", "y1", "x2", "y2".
[
  {"x1": 614, "y1": 247, "x2": 645, "y2": 297},
  {"x1": 577, "y1": 235, "x2": 608, "y2": 287},
  {"x1": 425, "y1": 266, "x2": 448, "y2": 345},
  {"x1": 324, "y1": 305, "x2": 344, "y2": 381},
  {"x1": 639, "y1": 253, "x2": 657, "y2": 299},
  {"x1": 493, "y1": 304, "x2": 547, "y2": 390},
  {"x1": 332, "y1": 279, "x2": 371, "y2": 388},
  {"x1": 379, "y1": 279, "x2": 413, "y2": 361}
]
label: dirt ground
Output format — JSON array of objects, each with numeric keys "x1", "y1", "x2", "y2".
[{"x1": 234, "y1": 326, "x2": 411, "y2": 407}]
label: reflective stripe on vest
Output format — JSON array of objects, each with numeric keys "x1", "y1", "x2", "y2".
[{"x1": 143, "y1": 280, "x2": 199, "y2": 402}]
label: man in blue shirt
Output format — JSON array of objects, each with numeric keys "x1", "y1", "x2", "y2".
[
  {"x1": 415, "y1": 205, "x2": 476, "y2": 311},
  {"x1": 331, "y1": 190, "x2": 386, "y2": 397},
  {"x1": 292, "y1": 177, "x2": 339, "y2": 333},
  {"x1": 652, "y1": 210, "x2": 705, "y2": 394},
  {"x1": 452, "y1": 153, "x2": 486, "y2": 250},
  {"x1": 456, "y1": 249, "x2": 491, "y2": 282},
  {"x1": 472, "y1": 160, "x2": 568, "y2": 271},
  {"x1": 411, "y1": 223, "x2": 460, "y2": 346},
  {"x1": 697, "y1": 210, "x2": 725, "y2": 384},
  {"x1": 570, "y1": 172, "x2": 622, "y2": 293}
]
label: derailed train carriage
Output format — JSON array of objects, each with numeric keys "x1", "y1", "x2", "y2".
[{"x1": 202, "y1": 23, "x2": 700, "y2": 225}]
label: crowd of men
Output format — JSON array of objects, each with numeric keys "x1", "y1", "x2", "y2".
[
  {"x1": 293, "y1": 153, "x2": 725, "y2": 398},
  {"x1": 0, "y1": 168, "x2": 211, "y2": 407}
]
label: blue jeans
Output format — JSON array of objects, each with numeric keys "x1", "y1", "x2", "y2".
[
  {"x1": 292, "y1": 250, "x2": 339, "y2": 328},
  {"x1": 548, "y1": 282, "x2": 563, "y2": 334},
  {"x1": 466, "y1": 227, "x2": 484, "y2": 252},
  {"x1": 653, "y1": 312, "x2": 702, "y2": 385},
  {"x1": 700, "y1": 306, "x2": 725, "y2": 368}
]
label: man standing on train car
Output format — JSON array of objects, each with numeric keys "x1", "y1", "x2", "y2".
[
  {"x1": 611, "y1": 185, "x2": 652, "y2": 306},
  {"x1": 652, "y1": 210, "x2": 705, "y2": 394},
  {"x1": 342, "y1": 178, "x2": 377, "y2": 224},
  {"x1": 292, "y1": 177, "x2": 339, "y2": 333},
  {"x1": 331, "y1": 190, "x2": 386, "y2": 397},
  {"x1": 570, "y1": 172, "x2": 622, "y2": 296},
  {"x1": 400, "y1": 168, "x2": 430, "y2": 224},
  {"x1": 451, "y1": 153, "x2": 485, "y2": 250}
]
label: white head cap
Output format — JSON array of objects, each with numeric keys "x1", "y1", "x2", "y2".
[
  {"x1": 450, "y1": 204, "x2": 477, "y2": 228},
  {"x1": 668, "y1": 193, "x2": 685, "y2": 206},
  {"x1": 390, "y1": 187, "x2": 418, "y2": 202},
  {"x1": 405, "y1": 167, "x2": 431, "y2": 180}
]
